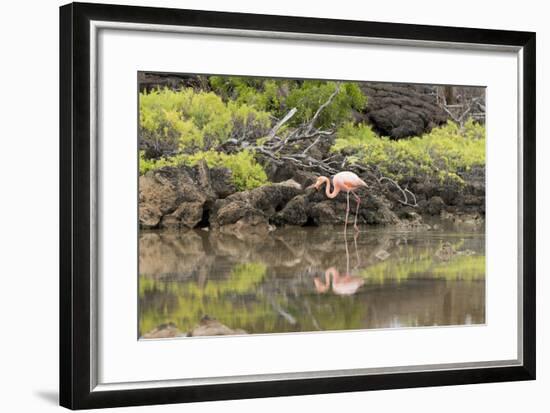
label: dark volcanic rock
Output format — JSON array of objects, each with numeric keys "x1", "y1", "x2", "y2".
[
  {"x1": 427, "y1": 196, "x2": 446, "y2": 215},
  {"x1": 273, "y1": 195, "x2": 309, "y2": 226},
  {"x1": 361, "y1": 83, "x2": 448, "y2": 139},
  {"x1": 138, "y1": 163, "x2": 236, "y2": 229},
  {"x1": 160, "y1": 201, "x2": 204, "y2": 229},
  {"x1": 310, "y1": 201, "x2": 340, "y2": 225},
  {"x1": 210, "y1": 168, "x2": 236, "y2": 198},
  {"x1": 211, "y1": 180, "x2": 303, "y2": 228}
]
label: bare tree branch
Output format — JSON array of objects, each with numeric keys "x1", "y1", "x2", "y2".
[
  {"x1": 267, "y1": 107, "x2": 297, "y2": 140},
  {"x1": 378, "y1": 176, "x2": 418, "y2": 207}
]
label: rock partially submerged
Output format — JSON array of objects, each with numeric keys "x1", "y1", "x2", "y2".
[
  {"x1": 142, "y1": 322, "x2": 182, "y2": 339},
  {"x1": 187, "y1": 316, "x2": 247, "y2": 337}
]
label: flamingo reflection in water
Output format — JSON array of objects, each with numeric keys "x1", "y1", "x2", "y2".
[{"x1": 313, "y1": 232, "x2": 365, "y2": 296}]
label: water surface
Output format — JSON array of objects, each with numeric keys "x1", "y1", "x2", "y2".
[{"x1": 139, "y1": 222, "x2": 485, "y2": 337}]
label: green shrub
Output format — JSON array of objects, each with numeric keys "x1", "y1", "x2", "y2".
[
  {"x1": 332, "y1": 119, "x2": 485, "y2": 184},
  {"x1": 285, "y1": 81, "x2": 367, "y2": 128},
  {"x1": 209, "y1": 76, "x2": 284, "y2": 114},
  {"x1": 139, "y1": 87, "x2": 271, "y2": 157},
  {"x1": 209, "y1": 77, "x2": 367, "y2": 129},
  {"x1": 139, "y1": 150, "x2": 268, "y2": 191}
]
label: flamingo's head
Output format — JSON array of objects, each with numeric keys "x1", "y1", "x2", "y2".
[{"x1": 308, "y1": 176, "x2": 326, "y2": 190}]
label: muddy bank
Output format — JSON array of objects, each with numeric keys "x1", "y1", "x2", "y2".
[{"x1": 139, "y1": 161, "x2": 484, "y2": 231}]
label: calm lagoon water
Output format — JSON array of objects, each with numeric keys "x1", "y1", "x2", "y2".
[{"x1": 139, "y1": 222, "x2": 485, "y2": 337}]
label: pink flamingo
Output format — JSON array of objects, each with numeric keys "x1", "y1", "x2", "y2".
[
  {"x1": 310, "y1": 171, "x2": 368, "y2": 233},
  {"x1": 314, "y1": 267, "x2": 365, "y2": 296}
]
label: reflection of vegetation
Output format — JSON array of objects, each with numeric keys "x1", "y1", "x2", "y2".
[
  {"x1": 139, "y1": 228, "x2": 486, "y2": 336},
  {"x1": 139, "y1": 262, "x2": 267, "y2": 335},
  {"x1": 432, "y1": 255, "x2": 485, "y2": 279},
  {"x1": 332, "y1": 119, "x2": 485, "y2": 184},
  {"x1": 361, "y1": 241, "x2": 484, "y2": 284}
]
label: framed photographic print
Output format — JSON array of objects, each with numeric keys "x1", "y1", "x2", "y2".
[{"x1": 59, "y1": 2, "x2": 536, "y2": 409}]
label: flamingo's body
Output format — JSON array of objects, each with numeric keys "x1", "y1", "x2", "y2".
[
  {"x1": 314, "y1": 267, "x2": 365, "y2": 296},
  {"x1": 311, "y1": 171, "x2": 368, "y2": 232}
]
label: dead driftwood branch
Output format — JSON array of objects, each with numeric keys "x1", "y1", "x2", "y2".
[
  {"x1": 267, "y1": 107, "x2": 297, "y2": 140},
  {"x1": 378, "y1": 176, "x2": 418, "y2": 207}
]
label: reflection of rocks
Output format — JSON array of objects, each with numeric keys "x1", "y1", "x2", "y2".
[
  {"x1": 139, "y1": 231, "x2": 213, "y2": 280},
  {"x1": 187, "y1": 316, "x2": 247, "y2": 337},
  {"x1": 435, "y1": 242, "x2": 456, "y2": 261},
  {"x1": 434, "y1": 241, "x2": 477, "y2": 261},
  {"x1": 140, "y1": 223, "x2": 484, "y2": 287},
  {"x1": 375, "y1": 250, "x2": 390, "y2": 261},
  {"x1": 140, "y1": 226, "x2": 486, "y2": 335},
  {"x1": 142, "y1": 322, "x2": 182, "y2": 339}
]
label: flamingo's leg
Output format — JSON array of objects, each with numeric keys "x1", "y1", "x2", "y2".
[
  {"x1": 344, "y1": 191, "x2": 350, "y2": 235},
  {"x1": 352, "y1": 191, "x2": 361, "y2": 232}
]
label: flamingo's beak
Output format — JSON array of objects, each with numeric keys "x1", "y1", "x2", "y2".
[{"x1": 306, "y1": 183, "x2": 316, "y2": 190}]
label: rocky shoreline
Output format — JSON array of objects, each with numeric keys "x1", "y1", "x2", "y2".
[{"x1": 139, "y1": 160, "x2": 485, "y2": 233}]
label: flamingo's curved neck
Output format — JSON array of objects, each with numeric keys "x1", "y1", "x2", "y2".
[{"x1": 322, "y1": 176, "x2": 340, "y2": 198}]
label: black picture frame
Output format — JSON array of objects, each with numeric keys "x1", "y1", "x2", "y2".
[{"x1": 60, "y1": 2, "x2": 536, "y2": 409}]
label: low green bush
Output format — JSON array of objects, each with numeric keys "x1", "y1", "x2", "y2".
[
  {"x1": 139, "y1": 87, "x2": 271, "y2": 157},
  {"x1": 332, "y1": 119, "x2": 485, "y2": 184},
  {"x1": 209, "y1": 77, "x2": 367, "y2": 129}
]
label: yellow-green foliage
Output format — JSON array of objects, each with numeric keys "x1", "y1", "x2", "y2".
[
  {"x1": 209, "y1": 76, "x2": 284, "y2": 115},
  {"x1": 139, "y1": 150, "x2": 268, "y2": 191},
  {"x1": 185, "y1": 150, "x2": 269, "y2": 190},
  {"x1": 361, "y1": 240, "x2": 485, "y2": 284},
  {"x1": 139, "y1": 87, "x2": 271, "y2": 154},
  {"x1": 138, "y1": 262, "x2": 268, "y2": 335},
  {"x1": 285, "y1": 81, "x2": 367, "y2": 128},
  {"x1": 332, "y1": 119, "x2": 485, "y2": 183},
  {"x1": 209, "y1": 77, "x2": 367, "y2": 129}
]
